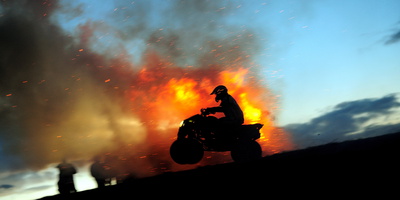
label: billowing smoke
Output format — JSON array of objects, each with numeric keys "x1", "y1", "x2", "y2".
[
  {"x1": 0, "y1": 0, "x2": 143, "y2": 172},
  {"x1": 0, "y1": 0, "x2": 292, "y2": 176}
]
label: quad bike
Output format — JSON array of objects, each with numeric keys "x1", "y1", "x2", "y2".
[{"x1": 170, "y1": 108, "x2": 263, "y2": 164}]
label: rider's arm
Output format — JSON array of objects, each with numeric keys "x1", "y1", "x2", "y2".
[{"x1": 206, "y1": 106, "x2": 224, "y2": 114}]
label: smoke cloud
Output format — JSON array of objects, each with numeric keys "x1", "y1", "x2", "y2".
[
  {"x1": 0, "y1": 0, "x2": 288, "y2": 176},
  {"x1": 0, "y1": 0, "x2": 143, "y2": 172}
]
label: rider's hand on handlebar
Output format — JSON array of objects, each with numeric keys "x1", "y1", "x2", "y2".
[
  {"x1": 201, "y1": 108, "x2": 208, "y2": 115},
  {"x1": 201, "y1": 108, "x2": 213, "y2": 115},
  {"x1": 201, "y1": 108, "x2": 215, "y2": 116}
]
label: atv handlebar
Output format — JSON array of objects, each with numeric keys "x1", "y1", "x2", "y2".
[
  {"x1": 201, "y1": 108, "x2": 208, "y2": 116},
  {"x1": 200, "y1": 108, "x2": 215, "y2": 116}
]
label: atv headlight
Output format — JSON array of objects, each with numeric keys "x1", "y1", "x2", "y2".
[{"x1": 179, "y1": 120, "x2": 184, "y2": 127}]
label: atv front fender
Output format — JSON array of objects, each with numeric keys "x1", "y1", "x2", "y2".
[{"x1": 177, "y1": 126, "x2": 192, "y2": 139}]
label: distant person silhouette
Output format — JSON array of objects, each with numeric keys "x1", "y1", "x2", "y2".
[
  {"x1": 205, "y1": 85, "x2": 244, "y2": 126},
  {"x1": 90, "y1": 156, "x2": 107, "y2": 188},
  {"x1": 56, "y1": 159, "x2": 77, "y2": 194}
]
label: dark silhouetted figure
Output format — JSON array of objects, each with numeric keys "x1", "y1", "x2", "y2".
[
  {"x1": 103, "y1": 154, "x2": 118, "y2": 186},
  {"x1": 205, "y1": 85, "x2": 244, "y2": 126},
  {"x1": 56, "y1": 159, "x2": 77, "y2": 194},
  {"x1": 90, "y1": 156, "x2": 107, "y2": 188}
]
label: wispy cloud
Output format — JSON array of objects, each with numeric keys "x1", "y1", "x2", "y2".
[
  {"x1": 384, "y1": 29, "x2": 400, "y2": 45},
  {"x1": 0, "y1": 184, "x2": 14, "y2": 189},
  {"x1": 285, "y1": 93, "x2": 400, "y2": 149}
]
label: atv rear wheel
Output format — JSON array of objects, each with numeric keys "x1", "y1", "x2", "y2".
[
  {"x1": 231, "y1": 140, "x2": 262, "y2": 162},
  {"x1": 170, "y1": 139, "x2": 204, "y2": 164}
]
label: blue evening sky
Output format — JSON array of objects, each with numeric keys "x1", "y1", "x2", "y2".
[{"x1": 257, "y1": 0, "x2": 400, "y2": 125}]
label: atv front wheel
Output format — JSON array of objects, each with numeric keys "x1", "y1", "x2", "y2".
[
  {"x1": 231, "y1": 140, "x2": 262, "y2": 162},
  {"x1": 170, "y1": 139, "x2": 204, "y2": 164}
]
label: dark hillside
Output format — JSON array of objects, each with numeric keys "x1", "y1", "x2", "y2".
[{"x1": 40, "y1": 132, "x2": 400, "y2": 199}]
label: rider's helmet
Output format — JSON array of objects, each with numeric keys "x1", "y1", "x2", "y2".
[
  {"x1": 210, "y1": 85, "x2": 228, "y2": 102},
  {"x1": 210, "y1": 85, "x2": 228, "y2": 95}
]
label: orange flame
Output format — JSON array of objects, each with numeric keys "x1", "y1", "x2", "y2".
[{"x1": 127, "y1": 54, "x2": 293, "y2": 159}]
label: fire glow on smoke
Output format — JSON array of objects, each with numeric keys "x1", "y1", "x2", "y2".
[
  {"x1": 69, "y1": 50, "x2": 294, "y2": 175},
  {"x1": 0, "y1": 0, "x2": 293, "y2": 177}
]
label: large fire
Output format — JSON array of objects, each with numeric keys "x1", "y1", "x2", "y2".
[{"x1": 121, "y1": 51, "x2": 293, "y2": 174}]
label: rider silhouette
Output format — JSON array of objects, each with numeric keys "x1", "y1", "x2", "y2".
[{"x1": 205, "y1": 85, "x2": 244, "y2": 127}]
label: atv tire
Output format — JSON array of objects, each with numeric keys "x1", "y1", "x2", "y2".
[
  {"x1": 231, "y1": 140, "x2": 262, "y2": 162},
  {"x1": 170, "y1": 139, "x2": 204, "y2": 164}
]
